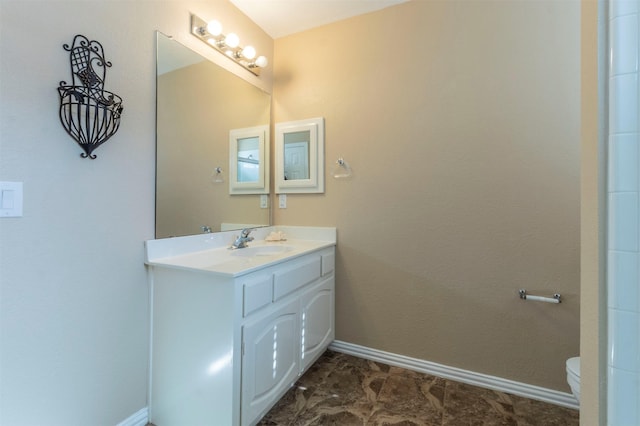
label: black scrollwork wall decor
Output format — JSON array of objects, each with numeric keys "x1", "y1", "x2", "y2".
[{"x1": 58, "y1": 35, "x2": 124, "y2": 159}]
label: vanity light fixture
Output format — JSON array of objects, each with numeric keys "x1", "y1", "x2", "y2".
[{"x1": 191, "y1": 14, "x2": 268, "y2": 76}]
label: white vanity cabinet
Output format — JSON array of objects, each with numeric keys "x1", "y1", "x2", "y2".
[
  {"x1": 241, "y1": 298, "x2": 299, "y2": 423},
  {"x1": 147, "y1": 238, "x2": 335, "y2": 426},
  {"x1": 300, "y1": 273, "x2": 335, "y2": 371}
]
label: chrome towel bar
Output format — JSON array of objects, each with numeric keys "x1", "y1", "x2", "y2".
[{"x1": 518, "y1": 289, "x2": 561, "y2": 304}]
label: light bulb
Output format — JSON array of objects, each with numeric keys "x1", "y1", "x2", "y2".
[
  {"x1": 225, "y1": 33, "x2": 239, "y2": 48},
  {"x1": 207, "y1": 20, "x2": 222, "y2": 36},
  {"x1": 241, "y1": 45, "x2": 256, "y2": 60},
  {"x1": 254, "y1": 55, "x2": 268, "y2": 68}
]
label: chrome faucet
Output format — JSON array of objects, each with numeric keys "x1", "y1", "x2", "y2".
[{"x1": 231, "y1": 228, "x2": 254, "y2": 249}]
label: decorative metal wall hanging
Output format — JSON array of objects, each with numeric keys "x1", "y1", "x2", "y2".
[{"x1": 58, "y1": 35, "x2": 123, "y2": 159}]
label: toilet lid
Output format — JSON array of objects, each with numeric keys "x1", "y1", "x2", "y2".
[{"x1": 566, "y1": 357, "x2": 580, "y2": 376}]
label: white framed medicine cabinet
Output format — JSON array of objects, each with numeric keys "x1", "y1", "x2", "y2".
[
  {"x1": 275, "y1": 117, "x2": 325, "y2": 194},
  {"x1": 229, "y1": 125, "x2": 270, "y2": 195}
]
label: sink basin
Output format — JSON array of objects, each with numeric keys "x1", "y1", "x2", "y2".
[{"x1": 230, "y1": 245, "x2": 293, "y2": 257}]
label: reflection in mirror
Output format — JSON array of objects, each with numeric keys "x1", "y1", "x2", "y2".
[
  {"x1": 228, "y1": 125, "x2": 269, "y2": 194},
  {"x1": 275, "y1": 117, "x2": 325, "y2": 194},
  {"x1": 238, "y1": 137, "x2": 259, "y2": 183},
  {"x1": 284, "y1": 131, "x2": 310, "y2": 180},
  {"x1": 155, "y1": 32, "x2": 271, "y2": 238}
]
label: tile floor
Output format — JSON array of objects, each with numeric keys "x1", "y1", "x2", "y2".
[{"x1": 257, "y1": 350, "x2": 579, "y2": 426}]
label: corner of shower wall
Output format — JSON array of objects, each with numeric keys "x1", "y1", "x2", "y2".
[{"x1": 606, "y1": 1, "x2": 640, "y2": 425}]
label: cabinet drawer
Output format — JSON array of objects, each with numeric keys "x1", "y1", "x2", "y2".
[
  {"x1": 273, "y1": 256, "x2": 321, "y2": 301},
  {"x1": 243, "y1": 274, "x2": 274, "y2": 317}
]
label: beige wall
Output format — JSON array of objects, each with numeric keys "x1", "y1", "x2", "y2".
[
  {"x1": 274, "y1": 0, "x2": 581, "y2": 392},
  {"x1": 0, "y1": 1, "x2": 272, "y2": 424},
  {"x1": 580, "y1": 0, "x2": 607, "y2": 424}
]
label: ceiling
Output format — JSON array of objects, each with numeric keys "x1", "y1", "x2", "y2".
[{"x1": 229, "y1": 0, "x2": 410, "y2": 39}]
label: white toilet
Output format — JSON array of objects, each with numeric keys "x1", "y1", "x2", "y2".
[{"x1": 566, "y1": 357, "x2": 581, "y2": 403}]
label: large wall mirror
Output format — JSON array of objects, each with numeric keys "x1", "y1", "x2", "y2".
[{"x1": 155, "y1": 32, "x2": 271, "y2": 238}]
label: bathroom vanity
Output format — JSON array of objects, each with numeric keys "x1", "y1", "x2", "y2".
[{"x1": 145, "y1": 226, "x2": 336, "y2": 426}]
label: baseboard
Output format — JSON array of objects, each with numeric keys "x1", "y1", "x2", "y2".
[
  {"x1": 116, "y1": 407, "x2": 148, "y2": 426},
  {"x1": 329, "y1": 340, "x2": 579, "y2": 410}
]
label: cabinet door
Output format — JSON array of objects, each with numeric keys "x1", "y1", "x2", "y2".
[
  {"x1": 299, "y1": 277, "x2": 335, "y2": 372},
  {"x1": 241, "y1": 299, "x2": 299, "y2": 426}
]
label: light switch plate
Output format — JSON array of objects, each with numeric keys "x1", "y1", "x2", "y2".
[
  {"x1": 260, "y1": 194, "x2": 268, "y2": 209},
  {"x1": 279, "y1": 194, "x2": 287, "y2": 209},
  {"x1": 0, "y1": 181, "x2": 23, "y2": 217}
]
